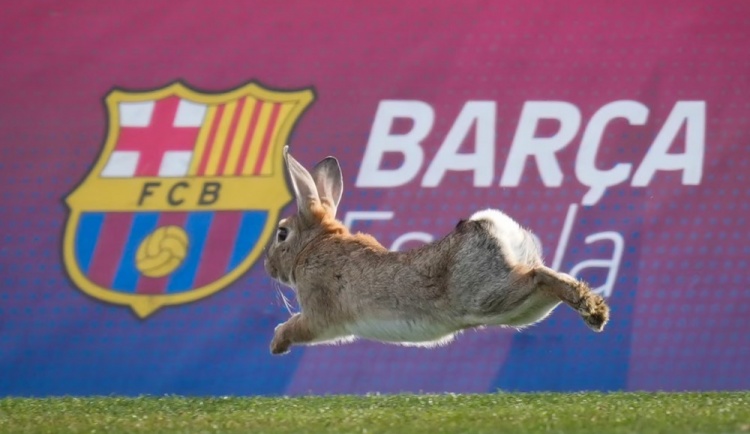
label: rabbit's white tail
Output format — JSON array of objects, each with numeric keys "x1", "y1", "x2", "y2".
[{"x1": 469, "y1": 209, "x2": 542, "y2": 267}]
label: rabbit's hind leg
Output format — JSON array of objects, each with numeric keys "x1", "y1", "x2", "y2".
[
  {"x1": 532, "y1": 266, "x2": 610, "y2": 332},
  {"x1": 469, "y1": 270, "x2": 560, "y2": 328}
]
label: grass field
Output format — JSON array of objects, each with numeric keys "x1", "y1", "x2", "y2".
[{"x1": 1, "y1": 392, "x2": 748, "y2": 434}]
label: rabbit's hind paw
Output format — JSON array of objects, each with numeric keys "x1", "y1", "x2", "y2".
[{"x1": 578, "y1": 293, "x2": 610, "y2": 332}]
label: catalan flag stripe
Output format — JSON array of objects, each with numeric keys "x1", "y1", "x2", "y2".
[
  {"x1": 196, "y1": 105, "x2": 225, "y2": 176},
  {"x1": 222, "y1": 98, "x2": 257, "y2": 175},
  {"x1": 241, "y1": 102, "x2": 273, "y2": 175},
  {"x1": 215, "y1": 97, "x2": 247, "y2": 175},
  {"x1": 204, "y1": 101, "x2": 238, "y2": 176},
  {"x1": 189, "y1": 105, "x2": 218, "y2": 175},
  {"x1": 234, "y1": 100, "x2": 263, "y2": 176},
  {"x1": 254, "y1": 103, "x2": 282, "y2": 175},
  {"x1": 260, "y1": 102, "x2": 295, "y2": 175}
]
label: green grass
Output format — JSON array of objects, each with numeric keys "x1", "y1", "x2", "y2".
[{"x1": 1, "y1": 392, "x2": 749, "y2": 434}]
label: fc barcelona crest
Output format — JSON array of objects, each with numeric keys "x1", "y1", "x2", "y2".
[{"x1": 63, "y1": 81, "x2": 315, "y2": 317}]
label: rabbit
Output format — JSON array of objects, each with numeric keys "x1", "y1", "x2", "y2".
[{"x1": 264, "y1": 147, "x2": 610, "y2": 355}]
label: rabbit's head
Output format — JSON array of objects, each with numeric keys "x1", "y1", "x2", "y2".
[{"x1": 264, "y1": 147, "x2": 344, "y2": 287}]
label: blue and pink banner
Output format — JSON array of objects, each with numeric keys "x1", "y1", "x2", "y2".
[{"x1": 1, "y1": 1, "x2": 748, "y2": 396}]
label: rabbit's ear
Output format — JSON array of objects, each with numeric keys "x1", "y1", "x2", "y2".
[
  {"x1": 310, "y1": 156, "x2": 343, "y2": 217},
  {"x1": 284, "y1": 147, "x2": 320, "y2": 221}
]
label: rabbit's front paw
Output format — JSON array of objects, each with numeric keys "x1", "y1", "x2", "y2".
[
  {"x1": 270, "y1": 323, "x2": 292, "y2": 355},
  {"x1": 578, "y1": 293, "x2": 610, "y2": 332},
  {"x1": 270, "y1": 333, "x2": 291, "y2": 355}
]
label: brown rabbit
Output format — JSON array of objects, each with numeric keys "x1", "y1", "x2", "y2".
[{"x1": 264, "y1": 148, "x2": 610, "y2": 355}]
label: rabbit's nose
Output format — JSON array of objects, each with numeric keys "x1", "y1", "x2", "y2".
[{"x1": 263, "y1": 259, "x2": 275, "y2": 277}]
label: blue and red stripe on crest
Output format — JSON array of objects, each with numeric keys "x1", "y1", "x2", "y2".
[
  {"x1": 136, "y1": 212, "x2": 189, "y2": 294},
  {"x1": 75, "y1": 210, "x2": 267, "y2": 295}
]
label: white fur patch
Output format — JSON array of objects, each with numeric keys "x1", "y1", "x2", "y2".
[
  {"x1": 309, "y1": 335, "x2": 358, "y2": 346},
  {"x1": 347, "y1": 318, "x2": 456, "y2": 347},
  {"x1": 469, "y1": 208, "x2": 533, "y2": 265}
]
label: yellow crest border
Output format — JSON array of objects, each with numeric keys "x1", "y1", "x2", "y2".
[{"x1": 62, "y1": 81, "x2": 315, "y2": 318}]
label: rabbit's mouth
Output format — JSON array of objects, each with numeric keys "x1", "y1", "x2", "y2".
[
  {"x1": 264, "y1": 259, "x2": 277, "y2": 279},
  {"x1": 265, "y1": 259, "x2": 291, "y2": 286}
]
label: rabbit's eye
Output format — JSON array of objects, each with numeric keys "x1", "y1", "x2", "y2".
[{"x1": 277, "y1": 227, "x2": 289, "y2": 242}]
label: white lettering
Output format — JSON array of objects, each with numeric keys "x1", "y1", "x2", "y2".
[
  {"x1": 422, "y1": 101, "x2": 496, "y2": 187},
  {"x1": 343, "y1": 211, "x2": 434, "y2": 252},
  {"x1": 500, "y1": 101, "x2": 581, "y2": 187},
  {"x1": 343, "y1": 211, "x2": 395, "y2": 231},
  {"x1": 551, "y1": 203, "x2": 578, "y2": 271},
  {"x1": 356, "y1": 101, "x2": 434, "y2": 188},
  {"x1": 391, "y1": 232, "x2": 434, "y2": 251},
  {"x1": 632, "y1": 101, "x2": 706, "y2": 186},
  {"x1": 568, "y1": 231, "x2": 625, "y2": 298},
  {"x1": 577, "y1": 101, "x2": 648, "y2": 205}
]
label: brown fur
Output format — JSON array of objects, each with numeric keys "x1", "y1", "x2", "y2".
[{"x1": 264, "y1": 148, "x2": 610, "y2": 355}]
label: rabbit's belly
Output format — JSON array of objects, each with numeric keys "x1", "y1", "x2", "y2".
[{"x1": 346, "y1": 317, "x2": 455, "y2": 344}]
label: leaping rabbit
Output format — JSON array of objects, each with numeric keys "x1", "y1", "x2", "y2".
[{"x1": 264, "y1": 148, "x2": 610, "y2": 355}]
